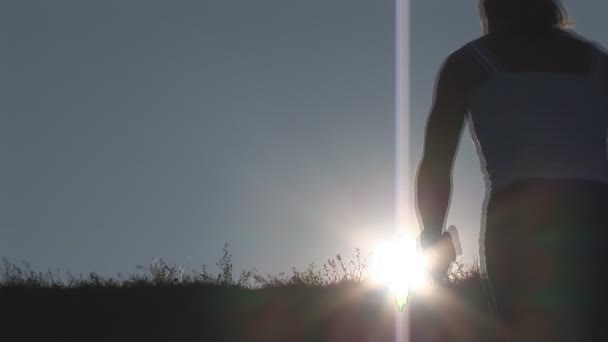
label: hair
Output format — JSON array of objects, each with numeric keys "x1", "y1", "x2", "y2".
[{"x1": 479, "y1": 0, "x2": 573, "y2": 33}]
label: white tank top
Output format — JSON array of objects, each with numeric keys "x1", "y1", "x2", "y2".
[{"x1": 466, "y1": 37, "x2": 608, "y2": 194}]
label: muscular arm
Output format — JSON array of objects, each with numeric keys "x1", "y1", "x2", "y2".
[{"x1": 415, "y1": 51, "x2": 473, "y2": 247}]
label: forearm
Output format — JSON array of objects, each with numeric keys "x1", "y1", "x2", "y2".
[{"x1": 415, "y1": 162, "x2": 452, "y2": 241}]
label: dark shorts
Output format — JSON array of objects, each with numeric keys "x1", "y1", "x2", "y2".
[{"x1": 484, "y1": 178, "x2": 608, "y2": 341}]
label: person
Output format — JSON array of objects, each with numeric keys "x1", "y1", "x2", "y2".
[{"x1": 415, "y1": 0, "x2": 608, "y2": 340}]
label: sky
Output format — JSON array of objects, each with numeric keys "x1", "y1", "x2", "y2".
[{"x1": 1, "y1": 1, "x2": 606, "y2": 281}]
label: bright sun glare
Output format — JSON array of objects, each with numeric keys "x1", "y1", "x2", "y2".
[{"x1": 370, "y1": 236, "x2": 430, "y2": 296}]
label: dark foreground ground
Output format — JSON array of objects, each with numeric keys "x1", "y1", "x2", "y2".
[{"x1": 1, "y1": 281, "x2": 502, "y2": 342}]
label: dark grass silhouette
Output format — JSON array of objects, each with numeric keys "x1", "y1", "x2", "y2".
[{"x1": 0, "y1": 244, "x2": 498, "y2": 342}]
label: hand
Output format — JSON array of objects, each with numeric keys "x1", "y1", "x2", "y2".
[
  {"x1": 420, "y1": 229, "x2": 442, "y2": 251},
  {"x1": 422, "y1": 232, "x2": 457, "y2": 283}
]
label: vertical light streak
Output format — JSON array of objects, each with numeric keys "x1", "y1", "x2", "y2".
[{"x1": 395, "y1": 0, "x2": 410, "y2": 342}]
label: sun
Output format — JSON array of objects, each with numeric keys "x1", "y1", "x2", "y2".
[{"x1": 370, "y1": 235, "x2": 430, "y2": 296}]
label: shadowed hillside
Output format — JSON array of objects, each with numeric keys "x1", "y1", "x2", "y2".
[{"x1": 0, "y1": 245, "x2": 501, "y2": 341}]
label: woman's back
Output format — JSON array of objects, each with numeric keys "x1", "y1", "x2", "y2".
[{"x1": 461, "y1": 28, "x2": 608, "y2": 193}]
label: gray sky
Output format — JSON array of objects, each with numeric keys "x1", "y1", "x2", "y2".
[{"x1": 1, "y1": 1, "x2": 606, "y2": 280}]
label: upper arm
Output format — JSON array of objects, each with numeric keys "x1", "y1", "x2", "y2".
[{"x1": 419, "y1": 52, "x2": 472, "y2": 175}]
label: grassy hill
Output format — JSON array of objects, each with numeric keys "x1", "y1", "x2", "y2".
[{"x1": 0, "y1": 245, "x2": 501, "y2": 341}]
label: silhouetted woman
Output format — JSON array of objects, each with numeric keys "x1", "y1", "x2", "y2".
[{"x1": 415, "y1": 0, "x2": 608, "y2": 340}]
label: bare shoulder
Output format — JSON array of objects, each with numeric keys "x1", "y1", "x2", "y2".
[
  {"x1": 567, "y1": 31, "x2": 608, "y2": 72},
  {"x1": 560, "y1": 29, "x2": 605, "y2": 46},
  {"x1": 429, "y1": 41, "x2": 480, "y2": 86},
  {"x1": 443, "y1": 38, "x2": 485, "y2": 70},
  {"x1": 435, "y1": 38, "x2": 491, "y2": 94},
  {"x1": 589, "y1": 39, "x2": 608, "y2": 59}
]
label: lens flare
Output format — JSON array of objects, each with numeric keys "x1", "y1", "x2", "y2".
[{"x1": 370, "y1": 236, "x2": 430, "y2": 298}]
